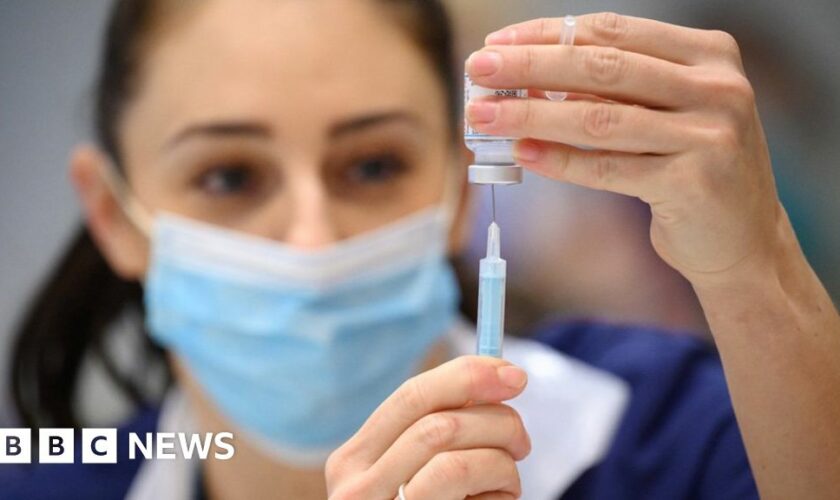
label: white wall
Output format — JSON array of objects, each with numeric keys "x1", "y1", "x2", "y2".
[{"x1": 0, "y1": 1, "x2": 112, "y2": 424}]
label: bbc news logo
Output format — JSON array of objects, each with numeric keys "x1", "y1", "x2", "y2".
[{"x1": 0, "y1": 429, "x2": 235, "y2": 464}]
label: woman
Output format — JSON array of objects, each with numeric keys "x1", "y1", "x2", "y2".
[{"x1": 4, "y1": 0, "x2": 839, "y2": 499}]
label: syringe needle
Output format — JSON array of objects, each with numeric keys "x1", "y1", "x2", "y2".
[{"x1": 491, "y1": 185, "x2": 496, "y2": 222}]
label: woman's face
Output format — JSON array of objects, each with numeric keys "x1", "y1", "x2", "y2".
[{"x1": 101, "y1": 0, "x2": 455, "y2": 274}]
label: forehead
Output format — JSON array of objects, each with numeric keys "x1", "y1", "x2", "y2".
[{"x1": 125, "y1": 0, "x2": 447, "y2": 146}]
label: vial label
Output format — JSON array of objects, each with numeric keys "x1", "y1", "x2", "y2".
[{"x1": 464, "y1": 74, "x2": 527, "y2": 139}]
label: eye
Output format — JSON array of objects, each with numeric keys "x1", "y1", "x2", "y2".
[
  {"x1": 196, "y1": 164, "x2": 256, "y2": 196},
  {"x1": 345, "y1": 155, "x2": 407, "y2": 185}
]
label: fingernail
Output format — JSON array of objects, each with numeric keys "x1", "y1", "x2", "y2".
[
  {"x1": 498, "y1": 366, "x2": 528, "y2": 390},
  {"x1": 515, "y1": 141, "x2": 543, "y2": 163},
  {"x1": 486, "y1": 29, "x2": 516, "y2": 45},
  {"x1": 467, "y1": 101, "x2": 499, "y2": 125},
  {"x1": 467, "y1": 50, "x2": 503, "y2": 77}
]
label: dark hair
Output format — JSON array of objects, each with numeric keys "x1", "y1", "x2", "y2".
[{"x1": 10, "y1": 0, "x2": 459, "y2": 429}]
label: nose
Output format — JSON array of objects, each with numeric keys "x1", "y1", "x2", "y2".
[{"x1": 282, "y1": 176, "x2": 339, "y2": 249}]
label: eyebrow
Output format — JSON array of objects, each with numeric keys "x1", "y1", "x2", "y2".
[
  {"x1": 164, "y1": 111, "x2": 422, "y2": 150},
  {"x1": 329, "y1": 111, "x2": 422, "y2": 138},
  {"x1": 165, "y1": 122, "x2": 271, "y2": 150}
]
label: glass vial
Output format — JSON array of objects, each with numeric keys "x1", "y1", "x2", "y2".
[{"x1": 464, "y1": 74, "x2": 527, "y2": 185}]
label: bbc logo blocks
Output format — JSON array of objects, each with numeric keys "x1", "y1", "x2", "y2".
[
  {"x1": 82, "y1": 429, "x2": 117, "y2": 464},
  {"x1": 2, "y1": 429, "x2": 235, "y2": 463},
  {"x1": 0, "y1": 429, "x2": 30, "y2": 464},
  {"x1": 1, "y1": 429, "x2": 117, "y2": 464},
  {"x1": 39, "y1": 429, "x2": 74, "y2": 464}
]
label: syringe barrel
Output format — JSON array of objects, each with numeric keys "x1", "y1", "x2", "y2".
[{"x1": 476, "y1": 256, "x2": 506, "y2": 358}]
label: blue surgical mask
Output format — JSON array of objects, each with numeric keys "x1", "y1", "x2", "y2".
[{"x1": 143, "y1": 207, "x2": 460, "y2": 466}]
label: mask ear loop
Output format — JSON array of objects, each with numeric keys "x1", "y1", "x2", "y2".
[{"x1": 99, "y1": 158, "x2": 155, "y2": 239}]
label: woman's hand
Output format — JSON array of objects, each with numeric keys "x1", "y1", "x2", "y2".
[
  {"x1": 464, "y1": 14, "x2": 840, "y2": 499},
  {"x1": 465, "y1": 12, "x2": 783, "y2": 288},
  {"x1": 326, "y1": 356, "x2": 531, "y2": 500}
]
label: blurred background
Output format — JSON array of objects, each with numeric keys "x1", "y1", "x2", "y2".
[{"x1": 1, "y1": 0, "x2": 838, "y2": 426}]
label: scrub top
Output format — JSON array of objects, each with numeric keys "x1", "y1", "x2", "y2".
[{"x1": 0, "y1": 319, "x2": 758, "y2": 500}]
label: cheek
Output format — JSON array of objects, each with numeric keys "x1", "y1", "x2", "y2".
[
  {"x1": 410, "y1": 143, "x2": 458, "y2": 202},
  {"x1": 125, "y1": 164, "x2": 197, "y2": 215}
]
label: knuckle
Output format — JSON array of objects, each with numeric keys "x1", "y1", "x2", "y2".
[
  {"x1": 485, "y1": 449, "x2": 522, "y2": 496},
  {"x1": 455, "y1": 356, "x2": 483, "y2": 398},
  {"x1": 521, "y1": 45, "x2": 538, "y2": 80},
  {"x1": 501, "y1": 405, "x2": 528, "y2": 451},
  {"x1": 502, "y1": 97, "x2": 536, "y2": 134},
  {"x1": 396, "y1": 376, "x2": 429, "y2": 416},
  {"x1": 714, "y1": 74, "x2": 753, "y2": 101},
  {"x1": 689, "y1": 68, "x2": 723, "y2": 95},
  {"x1": 541, "y1": 145, "x2": 575, "y2": 181},
  {"x1": 727, "y1": 75, "x2": 756, "y2": 108},
  {"x1": 590, "y1": 12, "x2": 629, "y2": 43},
  {"x1": 519, "y1": 98, "x2": 537, "y2": 131},
  {"x1": 588, "y1": 151, "x2": 617, "y2": 186},
  {"x1": 693, "y1": 71, "x2": 756, "y2": 114},
  {"x1": 583, "y1": 47, "x2": 628, "y2": 85},
  {"x1": 737, "y1": 75, "x2": 755, "y2": 99},
  {"x1": 553, "y1": 147, "x2": 574, "y2": 178},
  {"x1": 418, "y1": 413, "x2": 460, "y2": 451},
  {"x1": 501, "y1": 404, "x2": 523, "y2": 432},
  {"x1": 582, "y1": 103, "x2": 617, "y2": 139},
  {"x1": 456, "y1": 354, "x2": 483, "y2": 381},
  {"x1": 536, "y1": 17, "x2": 552, "y2": 41},
  {"x1": 324, "y1": 451, "x2": 346, "y2": 484},
  {"x1": 722, "y1": 76, "x2": 756, "y2": 119},
  {"x1": 709, "y1": 30, "x2": 742, "y2": 60},
  {"x1": 434, "y1": 452, "x2": 471, "y2": 484}
]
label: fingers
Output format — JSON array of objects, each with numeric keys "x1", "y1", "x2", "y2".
[
  {"x1": 403, "y1": 449, "x2": 521, "y2": 500},
  {"x1": 367, "y1": 405, "x2": 531, "y2": 498},
  {"x1": 485, "y1": 12, "x2": 740, "y2": 67},
  {"x1": 513, "y1": 139, "x2": 669, "y2": 201},
  {"x1": 467, "y1": 97, "x2": 694, "y2": 155},
  {"x1": 328, "y1": 358, "x2": 529, "y2": 499},
  {"x1": 467, "y1": 44, "x2": 695, "y2": 109},
  {"x1": 467, "y1": 494, "x2": 518, "y2": 500},
  {"x1": 342, "y1": 356, "x2": 528, "y2": 468}
]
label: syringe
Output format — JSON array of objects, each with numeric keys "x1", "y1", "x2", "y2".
[
  {"x1": 465, "y1": 68, "x2": 523, "y2": 358},
  {"x1": 476, "y1": 219, "x2": 506, "y2": 358},
  {"x1": 467, "y1": 16, "x2": 577, "y2": 357}
]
